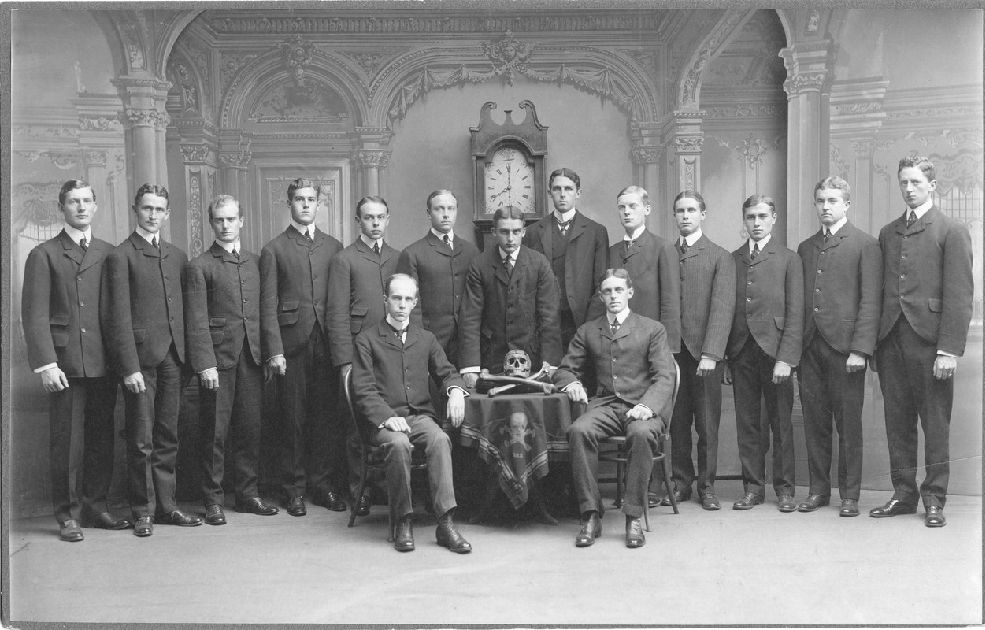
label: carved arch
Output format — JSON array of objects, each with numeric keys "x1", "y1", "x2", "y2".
[
  {"x1": 676, "y1": 8, "x2": 759, "y2": 110},
  {"x1": 95, "y1": 9, "x2": 203, "y2": 80},
  {"x1": 165, "y1": 48, "x2": 208, "y2": 118}
]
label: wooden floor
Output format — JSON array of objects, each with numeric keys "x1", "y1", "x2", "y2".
[{"x1": 6, "y1": 481, "x2": 982, "y2": 627}]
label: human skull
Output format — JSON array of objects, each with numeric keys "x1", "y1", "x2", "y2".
[{"x1": 503, "y1": 349, "x2": 532, "y2": 377}]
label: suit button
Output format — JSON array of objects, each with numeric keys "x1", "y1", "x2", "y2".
[
  {"x1": 814, "y1": 307, "x2": 819, "y2": 311},
  {"x1": 167, "y1": 297, "x2": 172, "y2": 302},
  {"x1": 816, "y1": 269, "x2": 822, "y2": 274},
  {"x1": 79, "y1": 301, "x2": 85, "y2": 307},
  {"x1": 820, "y1": 250, "x2": 826, "y2": 255},
  {"x1": 901, "y1": 255, "x2": 906, "y2": 260},
  {"x1": 80, "y1": 327, "x2": 86, "y2": 333},
  {"x1": 815, "y1": 288, "x2": 820, "y2": 293},
  {"x1": 746, "y1": 297, "x2": 751, "y2": 302},
  {"x1": 243, "y1": 298, "x2": 248, "y2": 303},
  {"x1": 900, "y1": 274, "x2": 905, "y2": 279},
  {"x1": 747, "y1": 281, "x2": 752, "y2": 286}
]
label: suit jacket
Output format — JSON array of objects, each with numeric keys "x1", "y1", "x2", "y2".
[
  {"x1": 727, "y1": 239, "x2": 804, "y2": 366},
  {"x1": 326, "y1": 238, "x2": 400, "y2": 367},
  {"x1": 22, "y1": 230, "x2": 111, "y2": 377},
  {"x1": 396, "y1": 231, "x2": 479, "y2": 361},
  {"x1": 554, "y1": 312, "x2": 675, "y2": 419},
  {"x1": 608, "y1": 229, "x2": 682, "y2": 353},
  {"x1": 259, "y1": 226, "x2": 342, "y2": 361},
  {"x1": 351, "y1": 322, "x2": 465, "y2": 428},
  {"x1": 102, "y1": 232, "x2": 187, "y2": 375},
  {"x1": 877, "y1": 206, "x2": 974, "y2": 355},
  {"x1": 183, "y1": 243, "x2": 262, "y2": 373},
  {"x1": 678, "y1": 234, "x2": 735, "y2": 362},
  {"x1": 797, "y1": 222, "x2": 882, "y2": 357},
  {"x1": 459, "y1": 245, "x2": 562, "y2": 371},
  {"x1": 523, "y1": 211, "x2": 608, "y2": 326}
]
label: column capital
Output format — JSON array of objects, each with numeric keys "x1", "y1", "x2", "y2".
[
  {"x1": 179, "y1": 143, "x2": 215, "y2": 165},
  {"x1": 124, "y1": 107, "x2": 171, "y2": 130},
  {"x1": 630, "y1": 146, "x2": 661, "y2": 165}
]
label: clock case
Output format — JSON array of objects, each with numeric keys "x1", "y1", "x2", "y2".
[{"x1": 470, "y1": 100, "x2": 548, "y2": 250}]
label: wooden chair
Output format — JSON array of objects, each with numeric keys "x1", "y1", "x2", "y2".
[
  {"x1": 341, "y1": 365, "x2": 430, "y2": 541},
  {"x1": 598, "y1": 360, "x2": 682, "y2": 531}
]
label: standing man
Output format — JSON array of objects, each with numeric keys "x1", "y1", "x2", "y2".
[
  {"x1": 260, "y1": 178, "x2": 344, "y2": 517},
  {"x1": 184, "y1": 195, "x2": 280, "y2": 525},
  {"x1": 459, "y1": 206, "x2": 562, "y2": 388},
  {"x1": 327, "y1": 195, "x2": 400, "y2": 514},
  {"x1": 22, "y1": 179, "x2": 130, "y2": 542},
  {"x1": 396, "y1": 189, "x2": 479, "y2": 363},
  {"x1": 555, "y1": 269, "x2": 675, "y2": 548},
  {"x1": 103, "y1": 183, "x2": 201, "y2": 536},
  {"x1": 727, "y1": 195, "x2": 803, "y2": 513},
  {"x1": 796, "y1": 177, "x2": 882, "y2": 518},
  {"x1": 872, "y1": 156, "x2": 973, "y2": 528},
  {"x1": 663, "y1": 190, "x2": 735, "y2": 510},
  {"x1": 523, "y1": 168, "x2": 609, "y2": 350},
  {"x1": 351, "y1": 273, "x2": 472, "y2": 553}
]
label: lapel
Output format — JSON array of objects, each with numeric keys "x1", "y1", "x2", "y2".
[
  {"x1": 492, "y1": 247, "x2": 512, "y2": 286},
  {"x1": 378, "y1": 322, "x2": 404, "y2": 351},
  {"x1": 894, "y1": 206, "x2": 935, "y2": 236},
  {"x1": 57, "y1": 230, "x2": 84, "y2": 267},
  {"x1": 379, "y1": 241, "x2": 396, "y2": 266},
  {"x1": 612, "y1": 312, "x2": 633, "y2": 341},
  {"x1": 620, "y1": 229, "x2": 649, "y2": 262},
  {"x1": 680, "y1": 234, "x2": 704, "y2": 261},
  {"x1": 744, "y1": 239, "x2": 772, "y2": 268},
  {"x1": 566, "y1": 212, "x2": 587, "y2": 243},
  {"x1": 310, "y1": 228, "x2": 329, "y2": 253},
  {"x1": 355, "y1": 237, "x2": 378, "y2": 264},
  {"x1": 209, "y1": 241, "x2": 241, "y2": 265},
  {"x1": 425, "y1": 231, "x2": 454, "y2": 259},
  {"x1": 403, "y1": 325, "x2": 421, "y2": 350},
  {"x1": 538, "y1": 216, "x2": 554, "y2": 257},
  {"x1": 130, "y1": 231, "x2": 164, "y2": 260},
  {"x1": 821, "y1": 224, "x2": 850, "y2": 252}
]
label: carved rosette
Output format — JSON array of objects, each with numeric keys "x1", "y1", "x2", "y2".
[{"x1": 357, "y1": 150, "x2": 391, "y2": 168}]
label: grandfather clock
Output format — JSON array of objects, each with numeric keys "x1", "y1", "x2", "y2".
[{"x1": 470, "y1": 100, "x2": 548, "y2": 249}]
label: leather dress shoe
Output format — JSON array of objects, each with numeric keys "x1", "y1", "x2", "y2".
[
  {"x1": 155, "y1": 509, "x2": 203, "y2": 527},
  {"x1": 658, "y1": 487, "x2": 692, "y2": 507},
  {"x1": 235, "y1": 497, "x2": 279, "y2": 516},
  {"x1": 286, "y1": 495, "x2": 306, "y2": 517},
  {"x1": 647, "y1": 493, "x2": 660, "y2": 508},
  {"x1": 797, "y1": 494, "x2": 830, "y2": 513},
  {"x1": 777, "y1": 493, "x2": 797, "y2": 513},
  {"x1": 314, "y1": 491, "x2": 347, "y2": 512},
  {"x1": 435, "y1": 514, "x2": 472, "y2": 554},
  {"x1": 625, "y1": 516, "x2": 645, "y2": 548},
  {"x1": 732, "y1": 493, "x2": 764, "y2": 510},
  {"x1": 700, "y1": 493, "x2": 721, "y2": 511},
  {"x1": 356, "y1": 494, "x2": 371, "y2": 517},
  {"x1": 59, "y1": 519, "x2": 84, "y2": 542},
  {"x1": 80, "y1": 510, "x2": 131, "y2": 530},
  {"x1": 839, "y1": 499, "x2": 860, "y2": 517},
  {"x1": 134, "y1": 516, "x2": 153, "y2": 537},
  {"x1": 394, "y1": 517, "x2": 415, "y2": 552},
  {"x1": 204, "y1": 504, "x2": 227, "y2": 526},
  {"x1": 925, "y1": 506, "x2": 946, "y2": 528},
  {"x1": 574, "y1": 511, "x2": 602, "y2": 547},
  {"x1": 869, "y1": 498, "x2": 917, "y2": 518}
]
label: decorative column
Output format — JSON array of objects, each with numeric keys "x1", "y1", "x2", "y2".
[
  {"x1": 114, "y1": 76, "x2": 171, "y2": 193},
  {"x1": 672, "y1": 109, "x2": 705, "y2": 192},
  {"x1": 218, "y1": 131, "x2": 253, "y2": 200},
  {"x1": 355, "y1": 127, "x2": 394, "y2": 198},
  {"x1": 179, "y1": 143, "x2": 217, "y2": 259},
  {"x1": 781, "y1": 40, "x2": 832, "y2": 246},
  {"x1": 75, "y1": 94, "x2": 128, "y2": 242},
  {"x1": 630, "y1": 121, "x2": 667, "y2": 237}
]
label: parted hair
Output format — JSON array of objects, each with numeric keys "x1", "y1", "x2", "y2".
[
  {"x1": 385, "y1": 272, "x2": 419, "y2": 297},
  {"x1": 208, "y1": 194, "x2": 241, "y2": 221},
  {"x1": 286, "y1": 178, "x2": 316, "y2": 203},
  {"x1": 617, "y1": 185, "x2": 649, "y2": 203},
  {"x1": 426, "y1": 189, "x2": 456, "y2": 209},
  {"x1": 492, "y1": 206, "x2": 525, "y2": 223},
  {"x1": 674, "y1": 189, "x2": 706, "y2": 212},
  {"x1": 59, "y1": 179, "x2": 95, "y2": 206},
  {"x1": 356, "y1": 195, "x2": 389, "y2": 217},
  {"x1": 599, "y1": 268, "x2": 633, "y2": 291},
  {"x1": 548, "y1": 167, "x2": 581, "y2": 189},
  {"x1": 898, "y1": 155, "x2": 936, "y2": 181},
  {"x1": 742, "y1": 194, "x2": 775, "y2": 214},
  {"x1": 133, "y1": 183, "x2": 169, "y2": 209},
  {"x1": 813, "y1": 176, "x2": 852, "y2": 202}
]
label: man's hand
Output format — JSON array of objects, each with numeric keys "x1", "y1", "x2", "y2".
[
  {"x1": 933, "y1": 354, "x2": 958, "y2": 380},
  {"x1": 123, "y1": 372, "x2": 146, "y2": 394},
  {"x1": 846, "y1": 352, "x2": 867, "y2": 373},
  {"x1": 447, "y1": 388, "x2": 466, "y2": 428},
  {"x1": 564, "y1": 382, "x2": 588, "y2": 404},
  {"x1": 696, "y1": 357, "x2": 717, "y2": 377},
  {"x1": 199, "y1": 367, "x2": 220, "y2": 390},
  {"x1": 462, "y1": 372, "x2": 479, "y2": 389},
  {"x1": 264, "y1": 355, "x2": 287, "y2": 382},
  {"x1": 772, "y1": 361, "x2": 791, "y2": 384},
  {"x1": 382, "y1": 417, "x2": 410, "y2": 433},
  {"x1": 625, "y1": 404, "x2": 653, "y2": 422},
  {"x1": 40, "y1": 367, "x2": 70, "y2": 393}
]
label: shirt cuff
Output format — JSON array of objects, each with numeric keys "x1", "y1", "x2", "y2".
[
  {"x1": 460, "y1": 367, "x2": 479, "y2": 374},
  {"x1": 937, "y1": 350, "x2": 958, "y2": 358},
  {"x1": 199, "y1": 367, "x2": 218, "y2": 376},
  {"x1": 267, "y1": 354, "x2": 284, "y2": 364},
  {"x1": 561, "y1": 381, "x2": 582, "y2": 392},
  {"x1": 34, "y1": 363, "x2": 57, "y2": 374},
  {"x1": 447, "y1": 385, "x2": 470, "y2": 397}
]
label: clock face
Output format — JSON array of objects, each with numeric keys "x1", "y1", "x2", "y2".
[{"x1": 484, "y1": 147, "x2": 535, "y2": 215}]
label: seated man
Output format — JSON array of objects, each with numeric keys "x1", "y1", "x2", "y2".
[
  {"x1": 554, "y1": 269, "x2": 675, "y2": 548},
  {"x1": 350, "y1": 273, "x2": 472, "y2": 554}
]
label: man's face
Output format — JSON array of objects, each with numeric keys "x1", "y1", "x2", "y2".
[
  {"x1": 60, "y1": 186, "x2": 97, "y2": 231},
  {"x1": 549, "y1": 175, "x2": 580, "y2": 213},
  {"x1": 134, "y1": 193, "x2": 169, "y2": 234},
  {"x1": 210, "y1": 203, "x2": 243, "y2": 244},
  {"x1": 357, "y1": 201, "x2": 389, "y2": 240},
  {"x1": 617, "y1": 192, "x2": 650, "y2": 234},
  {"x1": 815, "y1": 187, "x2": 850, "y2": 228},
  {"x1": 743, "y1": 202, "x2": 776, "y2": 242},
  {"x1": 494, "y1": 218, "x2": 525, "y2": 254},
  {"x1": 427, "y1": 193, "x2": 457, "y2": 234},
  {"x1": 290, "y1": 186, "x2": 318, "y2": 225},
  {"x1": 385, "y1": 276, "x2": 418, "y2": 323},
  {"x1": 673, "y1": 196, "x2": 705, "y2": 237},
  {"x1": 898, "y1": 166, "x2": 936, "y2": 210},
  {"x1": 599, "y1": 276, "x2": 633, "y2": 315}
]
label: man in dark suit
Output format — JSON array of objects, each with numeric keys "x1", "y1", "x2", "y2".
[
  {"x1": 459, "y1": 206, "x2": 562, "y2": 388},
  {"x1": 796, "y1": 177, "x2": 882, "y2": 518},
  {"x1": 662, "y1": 190, "x2": 735, "y2": 510},
  {"x1": 523, "y1": 168, "x2": 608, "y2": 349},
  {"x1": 554, "y1": 269, "x2": 675, "y2": 548},
  {"x1": 184, "y1": 195, "x2": 280, "y2": 525},
  {"x1": 396, "y1": 189, "x2": 479, "y2": 363},
  {"x1": 871, "y1": 156, "x2": 973, "y2": 528},
  {"x1": 22, "y1": 179, "x2": 130, "y2": 542},
  {"x1": 351, "y1": 273, "x2": 472, "y2": 553},
  {"x1": 727, "y1": 195, "x2": 804, "y2": 513},
  {"x1": 260, "y1": 178, "x2": 344, "y2": 517},
  {"x1": 102, "y1": 183, "x2": 201, "y2": 536}
]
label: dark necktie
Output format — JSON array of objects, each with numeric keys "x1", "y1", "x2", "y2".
[
  {"x1": 906, "y1": 211, "x2": 916, "y2": 228},
  {"x1": 373, "y1": 242, "x2": 381, "y2": 256},
  {"x1": 304, "y1": 229, "x2": 313, "y2": 242},
  {"x1": 751, "y1": 242, "x2": 760, "y2": 260},
  {"x1": 390, "y1": 324, "x2": 405, "y2": 345},
  {"x1": 625, "y1": 239, "x2": 635, "y2": 254},
  {"x1": 557, "y1": 219, "x2": 571, "y2": 236},
  {"x1": 79, "y1": 236, "x2": 88, "y2": 252},
  {"x1": 610, "y1": 319, "x2": 620, "y2": 335},
  {"x1": 443, "y1": 234, "x2": 452, "y2": 250},
  {"x1": 152, "y1": 236, "x2": 160, "y2": 250},
  {"x1": 233, "y1": 248, "x2": 240, "y2": 259},
  {"x1": 503, "y1": 256, "x2": 514, "y2": 274},
  {"x1": 823, "y1": 229, "x2": 831, "y2": 243},
  {"x1": 680, "y1": 239, "x2": 688, "y2": 254}
]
